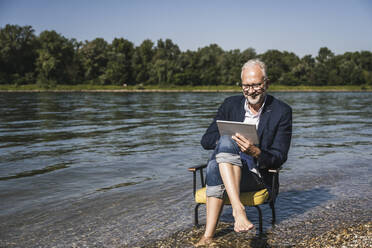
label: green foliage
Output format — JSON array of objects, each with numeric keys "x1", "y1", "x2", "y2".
[
  {"x1": 258, "y1": 50, "x2": 300, "y2": 85},
  {"x1": 79, "y1": 38, "x2": 109, "y2": 84},
  {"x1": 102, "y1": 38, "x2": 134, "y2": 85},
  {"x1": 35, "y1": 30, "x2": 76, "y2": 88},
  {"x1": 0, "y1": 24, "x2": 37, "y2": 85},
  {"x1": 132, "y1": 39, "x2": 154, "y2": 84},
  {"x1": 1, "y1": 25, "x2": 372, "y2": 87},
  {"x1": 149, "y1": 39, "x2": 181, "y2": 85}
]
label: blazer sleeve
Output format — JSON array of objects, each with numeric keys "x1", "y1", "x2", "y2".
[
  {"x1": 257, "y1": 107, "x2": 292, "y2": 169},
  {"x1": 200, "y1": 100, "x2": 227, "y2": 150}
]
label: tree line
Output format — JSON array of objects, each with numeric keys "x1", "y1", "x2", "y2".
[{"x1": 1, "y1": 24, "x2": 372, "y2": 87}]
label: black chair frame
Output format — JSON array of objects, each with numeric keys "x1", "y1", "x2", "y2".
[{"x1": 188, "y1": 163, "x2": 280, "y2": 234}]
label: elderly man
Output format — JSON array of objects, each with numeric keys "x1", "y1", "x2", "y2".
[{"x1": 196, "y1": 59, "x2": 292, "y2": 246}]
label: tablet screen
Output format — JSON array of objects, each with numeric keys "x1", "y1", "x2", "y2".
[{"x1": 216, "y1": 120, "x2": 259, "y2": 144}]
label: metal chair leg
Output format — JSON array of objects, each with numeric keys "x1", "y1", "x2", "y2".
[
  {"x1": 194, "y1": 203, "x2": 201, "y2": 226},
  {"x1": 254, "y1": 205, "x2": 263, "y2": 234},
  {"x1": 269, "y1": 201, "x2": 276, "y2": 224}
]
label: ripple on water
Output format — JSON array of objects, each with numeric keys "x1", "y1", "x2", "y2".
[{"x1": 0, "y1": 92, "x2": 371, "y2": 247}]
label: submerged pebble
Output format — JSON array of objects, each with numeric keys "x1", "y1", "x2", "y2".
[{"x1": 129, "y1": 221, "x2": 371, "y2": 248}]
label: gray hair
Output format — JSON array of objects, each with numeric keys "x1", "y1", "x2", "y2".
[{"x1": 241, "y1": 59, "x2": 267, "y2": 81}]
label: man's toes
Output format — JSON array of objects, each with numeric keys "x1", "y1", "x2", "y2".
[
  {"x1": 234, "y1": 224, "x2": 238, "y2": 232},
  {"x1": 234, "y1": 223, "x2": 245, "y2": 232},
  {"x1": 234, "y1": 222, "x2": 254, "y2": 232},
  {"x1": 194, "y1": 236, "x2": 213, "y2": 247},
  {"x1": 244, "y1": 223, "x2": 254, "y2": 231},
  {"x1": 234, "y1": 223, "x2": 241, "y2": 232}
]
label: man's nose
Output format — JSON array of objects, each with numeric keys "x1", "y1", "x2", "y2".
[{"x1": 247, "y1": 87, "x2": 255, "y2": 93}]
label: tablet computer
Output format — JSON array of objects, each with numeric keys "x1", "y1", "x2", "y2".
[{"x1": 216, "y1": 120, "x2": 259, "y2": 144}]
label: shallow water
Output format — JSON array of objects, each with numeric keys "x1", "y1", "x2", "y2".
[{"x1": 0, "y1": 92, "x2": 371, "y2": 247}]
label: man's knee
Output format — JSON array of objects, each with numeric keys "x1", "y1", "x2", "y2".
[
  {"x1": 215, "y1": 135, "x2": 242, "y2": 167},
  {"x1": 216, "y1": 135, "x2": 240, "y2": 154}
]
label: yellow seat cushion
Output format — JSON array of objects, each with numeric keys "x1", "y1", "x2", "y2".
[{"x1": 195, "y1": 187, "x2": 269, "y2": 206}]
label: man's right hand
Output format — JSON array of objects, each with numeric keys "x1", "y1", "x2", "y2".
[{"x1": 232, "y1": 133, "x2": 261, "y2": 158}]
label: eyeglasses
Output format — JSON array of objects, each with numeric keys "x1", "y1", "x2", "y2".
[{"x1": 240, "y1": 82, "x2": 264, "y2": 90}]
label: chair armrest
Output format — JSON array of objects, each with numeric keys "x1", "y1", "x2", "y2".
[
  {"x1": 188, "y1": 164, "x2": 207, "y2": 172},
  {"x1": 188, "y1": 163, "x2": 207, "y2": 197},
  {"x1": 268, "y1": 168, "x2": 281, "y2": 173}
]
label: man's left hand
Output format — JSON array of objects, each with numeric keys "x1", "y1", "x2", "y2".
[{"x1": 232, "y1": 133, "x2": 261, "y2": 158}]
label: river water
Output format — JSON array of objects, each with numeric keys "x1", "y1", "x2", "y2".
[{"x1": 0, "y1": 92, "x2": 371, "y2": 247}]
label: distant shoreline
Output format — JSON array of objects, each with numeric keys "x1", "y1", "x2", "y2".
[{"x1": 1, "y1": 84, "x2": 371, "y2": 92}]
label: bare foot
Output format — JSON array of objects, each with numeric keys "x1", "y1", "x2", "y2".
[
  {"x1": 194, "y1": 235, "x2": 213, "y2": 247},
  {"x1": 232, "y1": 207, "x2": 254, "y2": 232}
]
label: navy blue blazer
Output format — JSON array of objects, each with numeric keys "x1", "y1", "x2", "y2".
[{"x1": 201, "y1": 94, "x2": 292, "y2": 187}]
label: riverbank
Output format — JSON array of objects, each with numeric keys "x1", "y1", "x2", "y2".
[
  {"x1": 297, "y1": 221, "x2": 371, "y2": 248},
  {"x1": 128, "y1": 192, "x2": 371, "y2": 247},
  {"x1": 0, "y1": 84, "x2": 371, "y2": 92},
  {"x1": 128, "y1": 220, "x2": 371, "y2": 247},
  {"x1": 126, "y1": 185, "x2": 372, "y2": 247}
]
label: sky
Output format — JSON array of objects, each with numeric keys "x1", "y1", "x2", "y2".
[{"x1": 1, "y1": 0, "x2": 372, "y2": 57}]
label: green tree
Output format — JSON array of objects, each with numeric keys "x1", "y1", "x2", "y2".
[
  {"x1": 338, "y1": 59, "x2": 364, "y2": 85},
  {"x1": 66, "y1": 39, "x2": 84, "y2": 85},
  {"x1": 173, "y1": 50, "x2": 199, "y2": 85},
  {"x1": 225, "y1": 47, "x2": 257, "y2": 85},
  {"x1": 260, "y1": 50, "x2": 300, "y2": 84},
  {"x1": 220, "y1": 49, "x2": 241, "y2": 85},
  {"x1": 0, "y1": 24, "x2": 37, "y2": 85},
  {"x1": 239, "y1": 48, "x2": 257, "y2": 65},
  {"x1": 343, "y1": 51, "x2": 372, "y2": 85},
  {"x1": 311, "y1": 47, "x2": 335, "y2": 85},
  {"x1": 283, "y1": 55, "x2": 316, "y2": 85},
  {"x1": 132, "y1": 39, "x2": 154, "y2": 84},
  {"x1": 79, "y1": 38, "x2": 109, "y2": 84},
  {"x1": 194, "y1": 44, "x2": 224, "y2": 85},
  {"x1": 102, "y1": 38, "x2": 134, "y2": 85},
  {"x1": 316, "y1": 47, "x2": 334, "y2": 64},
  {"x1": 2, "y1": 24, "x2": 372, "y2": 88},
  {"x1": 359, "y1": 51, "x2": 372, "y2": 84},
  {"x1": 359, "y1": 51, "x2": 372, "y2": 71},
  {"x1": 259, "y1": 50, "x2": 285, "y2": 84},
  {"x1": 277, "y1": 52, "x2": 300, "y2": 85},
  {"x1": 149, "y1": 38, "x2": 181, "y2": 85},
  {"x1": 35, "y1": 30, "x2": 75, "y2": 87}
]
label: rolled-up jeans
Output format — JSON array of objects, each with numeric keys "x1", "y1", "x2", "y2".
[{"x1": 205, "y1": 135, "x2": 265, "y2": 199}]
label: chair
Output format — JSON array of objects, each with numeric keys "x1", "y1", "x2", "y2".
[{"x1": 188, "y1": 163, "x2": 280, "y2": 233}]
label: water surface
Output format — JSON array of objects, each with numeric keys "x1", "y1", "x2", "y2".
[{"x1": 0, "y1": 92, "x2": 371, "y2": 247}]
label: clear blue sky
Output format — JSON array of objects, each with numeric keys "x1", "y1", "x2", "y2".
[{"x1": 1, "y1": 0, "x2": 372, "y2": 57}]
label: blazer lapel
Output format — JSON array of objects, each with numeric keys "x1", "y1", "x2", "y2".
[{"x1": 237, "y1": 96, "x2": 246, "y2": 122}]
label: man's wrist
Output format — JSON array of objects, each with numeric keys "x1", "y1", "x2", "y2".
[{"x1": 254, "y1": 147, "x2": 261, "y2": 159}]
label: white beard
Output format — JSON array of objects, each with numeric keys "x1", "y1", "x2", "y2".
[{"x1": 247, "y1": 91, "x2": 266, "y2": 105}]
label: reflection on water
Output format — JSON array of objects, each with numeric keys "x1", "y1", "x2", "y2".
[
  {"x1": 0, "y1": 163, "x2": 69, "y2": 181},
  {"x1": 96, "y1": 177, "x2": 153, "y2": 192},
  {"x1": 0, "y1": 92, "x2": 371, "y2": 247}
]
